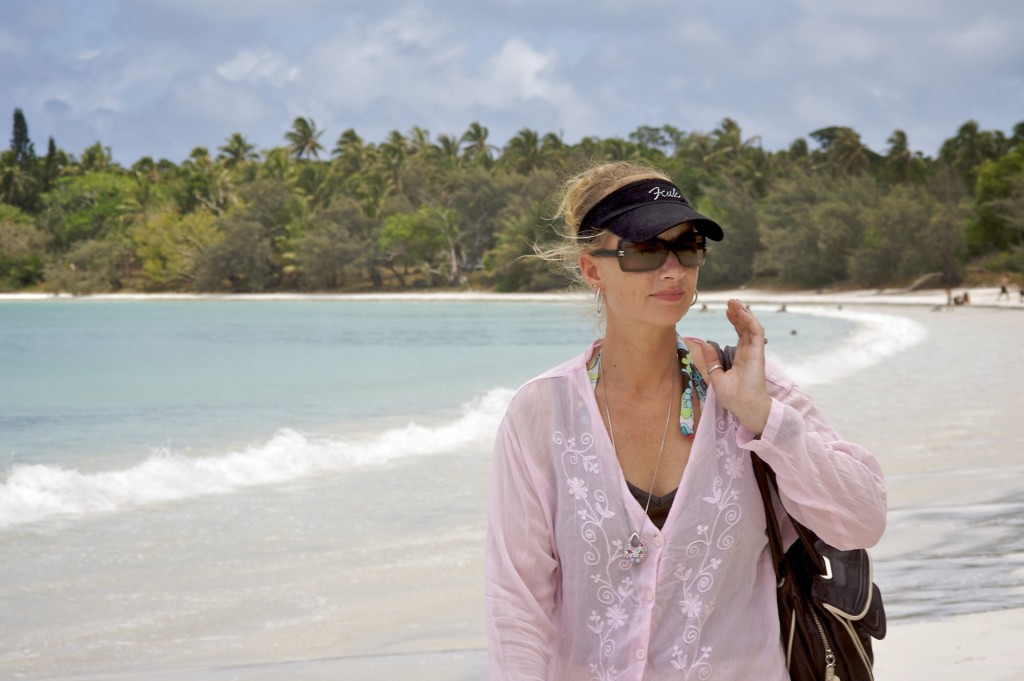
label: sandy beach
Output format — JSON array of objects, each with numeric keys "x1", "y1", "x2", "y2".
[{"x1": 4, "y1": 286, "x2": 1022, "y2": 681}]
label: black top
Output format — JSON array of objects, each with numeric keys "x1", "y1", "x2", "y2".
[{"x1": 626, "y1": 480, "x2": 677, "y2": 530}]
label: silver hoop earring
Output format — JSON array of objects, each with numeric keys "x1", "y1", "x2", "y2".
[{"x1": 596, "y1": 288, "x2": 604, "y2": 314}]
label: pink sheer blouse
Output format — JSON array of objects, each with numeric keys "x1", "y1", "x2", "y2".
[{"x1": 485, "y1": 340, "x2": 886, "y2": 681}]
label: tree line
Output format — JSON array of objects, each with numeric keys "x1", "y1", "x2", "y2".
[{"x1": 1, "y1": 108, "x2": 1022, "y2": 294}]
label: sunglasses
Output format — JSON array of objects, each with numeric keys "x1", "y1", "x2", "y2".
[{"x1": 592, "y1": 235, "x2": 707, "y2": 272}]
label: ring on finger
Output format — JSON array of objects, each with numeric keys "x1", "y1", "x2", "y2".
[{"x1": 707, "y1": 363, "x2": 722, "y2": 374}]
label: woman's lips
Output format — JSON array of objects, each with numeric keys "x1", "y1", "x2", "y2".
[{"x1": 652, "y1": 290, "x2": 685, "y2": 302}]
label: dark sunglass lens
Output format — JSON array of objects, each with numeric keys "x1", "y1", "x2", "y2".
[
  {"x1": 674, "y1": 250, "x2": 706, "y2": 268},
  {"x1": 620, "y1": 244, "x2": 668, "y2": 271}
]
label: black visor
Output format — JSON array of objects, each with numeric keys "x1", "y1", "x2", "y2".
[{"x1": 578, "y1": 179, "x2": 724, "y2": 242}]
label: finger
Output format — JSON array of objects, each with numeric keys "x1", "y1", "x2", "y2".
[
  {"x1": 727, "y1": 299, "x2": 766, "y2": 345},
  {"x1": 687, "y1": 337, "x2": 727, "y2": 384}
]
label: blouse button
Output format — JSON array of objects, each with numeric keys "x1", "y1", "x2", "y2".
[
  {"x1": 636, "y1": 648, "x2": 647, "y2": 660},
  {"x1": 646, "y1": 590, "x2": 655, "y2": 602},
  {"x1": 653, "y1": 535, "x2": 664, "y2": 548}
]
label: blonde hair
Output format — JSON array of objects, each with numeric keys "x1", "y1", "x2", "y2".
[{"x1": 536, "y1": 161, "x2": 674, "y2": 288}]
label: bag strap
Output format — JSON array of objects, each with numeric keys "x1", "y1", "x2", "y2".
[{"x1": 707, "y1": 341, "x2": 826, "y2": 577}]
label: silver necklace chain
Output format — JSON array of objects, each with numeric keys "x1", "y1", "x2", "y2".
[{"x1": 600, "y1": 357, "x2": 677, "y2": 564}]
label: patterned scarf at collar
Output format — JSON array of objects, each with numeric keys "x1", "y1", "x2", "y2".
[{"x1": 587, "y1": 337, "x2": 707, "y2": 438}]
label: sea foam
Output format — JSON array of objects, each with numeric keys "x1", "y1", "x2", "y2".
[
  {"x1": 0, "y1": 388, "x2": 514, "y2": 529},
  {"x1": 780, "y1": 307, "x2": 927, "y2": 386},
  {"x1": 0, "y1": 308, "x2": 926, "y2": 529}
]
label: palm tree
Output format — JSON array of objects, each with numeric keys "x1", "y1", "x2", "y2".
[
  {"x1": 629, "y1": 125, "x2": 670, "y2": 154},
  {"x1": 285, "y1": 117, "x2": 325, "y2": 161},
  {"x1": 332, "y1": 128, "x2": 374, "y2": 177},
  {"x1": 1011, "y1": 121, "x2": 1024, "y2": 150},
  {"x1": 0, "y1": 149, "x2": 37, "y2": 208},
  {"x1": 261, "y1": 147, "x2": 298, "y2": 184},
  {"x1": 711, "y1": 118, "x2": 761, "y2": 161},
  {"x1": 332, "y1": 128, "x2": 363, "y2": 159},
  {"x1": 599, "y1": 138, "x2": 640, "y2": 162},
  {"x1": 502, "y1": 127, "x2": 542, "y2": 174},
  {"x1": 218, "y1": 133, "x2": 260, "y2": 167},
  {"x1": 80, "y1": 142, "x2": 115, "y2": 172},
  {"x1": 884, "y1": 130, "x2": 919, "y2": 184},
  {"x1": 434, "y1": 134, "x2": 462, "y2": 167},
  {"x1": 359, "y1": 171, "x2": 393, "y2": 219},
  {"x1": 540, "y1": 132, "x2": 565, "y2": 154},
  {"x1": 939, "y1": 120, "x2": 1003, "y2": 184},
  {"x1": 674, "y1": 133, "x2": 715, "y2": 173},
  {"x1": 379, "y1": 130, "x2": 409, "y2": 192},
  {"x1": 180, "y1": 146, "x2": 236, "y2": 215},
  {"x1": 810, "y1": 126, "x2": 869, "y2": 175},
  {"x1": 460, "y1": 122, "x2": 496, "y2": 164},
  {"x1": 407, "y1": 126, "x2": 432, "y2": 155}
]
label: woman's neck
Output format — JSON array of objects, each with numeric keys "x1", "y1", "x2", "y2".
[{"x1": 599, "y1": 324, "x2": 679, "y2": 397}]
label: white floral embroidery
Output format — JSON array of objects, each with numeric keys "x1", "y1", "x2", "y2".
[
  {"x1": 555, "y1": 429, "x2": 636, "y2": 681},
  {"x1": 668, "y1": 413, "x2": 745, "y2": 680},
  {"x1": 569, "y1": 477, "x2": 589, "y2": 501},
  {"x1": 679, "y1": 593, "x2": 703, "y2": 618},
  {"x1": 606, "y1": 604, "x2": 629, "y2": 629},
  {"x1": 724, "y1": 453, "x2": 744, "y2": 479}
]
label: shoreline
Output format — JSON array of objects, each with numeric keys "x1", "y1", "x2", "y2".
[{"x1": 2, "y1": 285, "x2": 1023, "y2": 310}]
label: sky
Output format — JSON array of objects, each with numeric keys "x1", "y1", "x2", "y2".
[{"x1": 1, "y1": 0, "x2": 1022, "y2": 166}]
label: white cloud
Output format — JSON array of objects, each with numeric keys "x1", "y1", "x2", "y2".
[
  {"x1": 304, "y1": 5, "x2": 458, "y2": 108},
  {"x1": 217, "y1": 49, "x2": 299, "y2": 86},
  {"x1": 2, "y1": 0, "x2": 1021, "y2": 163},
  {"x1": 477, "y1": 38, "x2": 594, "y2": 135},
  {"x1": 480, "y1": 39, "x2": 557, "y2": 103}
]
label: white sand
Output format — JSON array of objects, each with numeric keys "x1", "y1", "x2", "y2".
[{"x1": 875, "y1": 608, "x2": 1024, "y2": 680}]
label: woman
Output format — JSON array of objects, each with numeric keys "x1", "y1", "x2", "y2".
[{"x1": 485, "y1": 161, "x2": 886, "y2": 681}]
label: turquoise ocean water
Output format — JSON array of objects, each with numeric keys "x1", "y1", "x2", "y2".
[
  {"x1": 4, "y1": 297, "x2": 1017, "y2": 679},
  {"x1": 0, "y1": 298, "x2": 852, "y2": 480}
]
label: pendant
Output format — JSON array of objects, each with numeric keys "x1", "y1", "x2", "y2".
[{"x1": 623, "y1": 532, "x2": 648, "y2": 564}]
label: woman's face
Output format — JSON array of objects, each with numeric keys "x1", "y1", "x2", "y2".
[{"x1": 580, "y1": 223, "x2": 701, "y2": 332}]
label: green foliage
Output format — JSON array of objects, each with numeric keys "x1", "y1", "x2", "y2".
[
  {"x1": 79, "y1": 142, "x2": 117, "y2": 173},
  {"x1": 44, "y1": 236, "x2": 136, "y2": 293},
  {"x1": 847, "y1": 185, "x2": 967, "y2": 287},
  {"x1": 132, "y1": 207, "x2": 223, "y2": 288},
  {"x1": 0, "y1": 149, "x2": 39, "y2": 210},
  {"x1": 484, "y1": 200, "x2": 566, "y2": 292},
  {"x1": 756, "y1": 174, "x2": 879, "y2": 287},
  {"x1": 40, "y1": 172, "x2": 136, "y2": 250},
  {"x1": 294, "y1": 198, "x2": 371, "y2": 290},
  {"x1": 2, "y1": 107, "x2": 1022, "y2": 293},
  {"x1": 286, "y1": 117, "x2": 324, "y2": 161},
  {"x1": 939, "y1": 120, "x2": 1006, "y2": 189},
  {"x1": 10, "y1": 109, "x2": 35, "y2": 167},
  {"x1": 969, "y1": 147, "x2": 1024, "y2": 254},
  {"x1": 0, "y1": 204, "x2": 48, "y2": 288},
  {"x1": 695, "y1": 180, "x2": 760, "y2": 288},
  {"x1": 381, "y1": 207, "x2": 451, "y2": 273},
  {"x1": 193, "y1": 214, "x2": 277, "y2": 292}
]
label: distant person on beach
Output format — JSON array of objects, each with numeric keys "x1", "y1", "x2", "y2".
[
  {"x1": 485, "y1": 161, "x2": 887, "y2": 680},
  {"x1": 997, "y1": 275, "x2": 1010, "y2": 301}
]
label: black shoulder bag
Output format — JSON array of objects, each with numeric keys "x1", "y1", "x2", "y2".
[{"x1": 712, "y1": 343, "x2": 886, "y2": 681}]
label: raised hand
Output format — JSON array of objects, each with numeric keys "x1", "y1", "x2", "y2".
[{"x1": 696, "y1": 299, "x2": 772, "y2": 436}]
